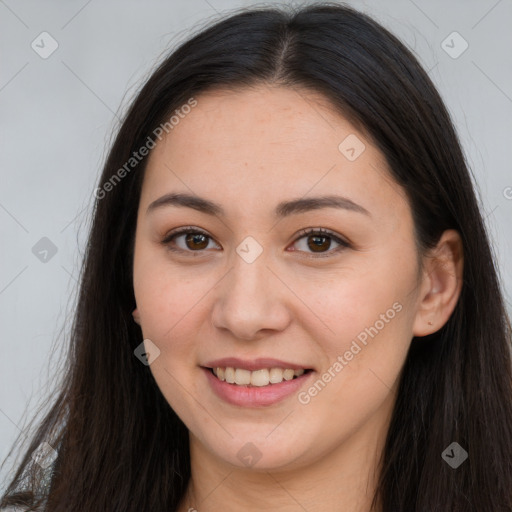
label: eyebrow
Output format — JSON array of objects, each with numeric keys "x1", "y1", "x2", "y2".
[{"x1": 146, "y1": 192, "x2": 371, "y2": 218}]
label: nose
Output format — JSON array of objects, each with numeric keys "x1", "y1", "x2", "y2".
[{"x1": 211, "y1": 251, "x2": 292, "y2": 341}]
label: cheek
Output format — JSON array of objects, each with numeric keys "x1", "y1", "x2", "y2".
[
  {"x1": 294, "y1": 300, "x2": 411, "y2": 455},
  {"x1": 133, "y1": 258, "x2": 209, "y2": 420},
  {"x1": 301, "y1": 262, "x2": 409, "y2": 350},
  {"x1": 301, "y1": 255, "x2": 416, "y2": 399},
  {"x1": 135, "y1": 279, "x2": 205, "y2": 360},
  {"x1": 133, "y1": 243, "x2": 209, "y2": 337}
]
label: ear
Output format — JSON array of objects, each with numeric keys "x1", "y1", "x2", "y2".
[
  {"x1": 412, "y1": 229, "x2": 464, "y2": 337},
  {"x1": 132, "y1": 308, "x2": 141, "y2": 325}
]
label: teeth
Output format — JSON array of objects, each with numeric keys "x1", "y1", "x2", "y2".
[
  {"x1": 212, "y1": 366, "x2": 307, "y2": 386},
  {"x1": 235, "y1": 368, "x2": 251, "y2": 385},
  {"x1": 251, "y1": 369, "x2": 269, "y2": 387},
  {"x1": 269, "y1": 368, "x2": 283, "y2": 384},
  {"x1": 283, "y1": 369, "x2": 294, "y2": 381},
  {"x1": 225, "y1": 367, "x2": 235, "y2": 384}
]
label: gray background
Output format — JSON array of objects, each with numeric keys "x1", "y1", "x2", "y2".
[{"x1": 1, "y1": 0, "x2": 511, "y2": 487}]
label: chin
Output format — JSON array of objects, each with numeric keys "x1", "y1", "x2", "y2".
[{"x1": 199, "y1": 430, "x2": 312, "y2": 471}]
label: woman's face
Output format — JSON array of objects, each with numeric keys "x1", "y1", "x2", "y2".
[{"x1": 132, "y1": 85, "x2": 424, "y2": 471}]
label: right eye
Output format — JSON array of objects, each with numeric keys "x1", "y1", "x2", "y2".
[{"x1": 161, "y1": 226, "x2": 221, "y2": 254}]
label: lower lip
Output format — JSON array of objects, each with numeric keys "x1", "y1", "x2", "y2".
[{"x1": 202, "y1": 367, "x2": 313, "y2": 407}]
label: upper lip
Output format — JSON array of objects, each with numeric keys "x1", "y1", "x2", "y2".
[{"x1": 203, "y1": 357, "x2": 313, "y2": 372}]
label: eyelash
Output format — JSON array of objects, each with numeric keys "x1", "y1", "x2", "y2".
[{"x1": 160, "y1": 226, "x2": 351, "y2": 259}]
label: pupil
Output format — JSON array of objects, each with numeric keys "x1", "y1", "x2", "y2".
[
  {"x1": 309, "y1": 235, "x2": 329, "y2": 252},
  {"x1": 186, "y1": 233, "x2": 208, "y2": 250}
]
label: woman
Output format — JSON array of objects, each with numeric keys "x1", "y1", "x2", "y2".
[{"x1": 1, "y1": 2, "x2": 511, "y2": 511}]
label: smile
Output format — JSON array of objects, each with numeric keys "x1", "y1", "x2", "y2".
[
  {"x1": 202, "y1": 365, "x2": 314, "y2": 407},
  {"x1": 210, "y1": 366, "x2": 309, "y2": 386}
]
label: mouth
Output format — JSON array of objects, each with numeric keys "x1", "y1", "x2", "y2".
[
  {"x1": 205, "y1": 366, "x2": 314, "y2": 387},
  {"x1": 201, "y1": 357, "x2": 316, "y2": 407}
]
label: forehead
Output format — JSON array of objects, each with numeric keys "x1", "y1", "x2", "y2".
[{"x1": 140, "y1": 85, "x2": 408, "y2": 224}]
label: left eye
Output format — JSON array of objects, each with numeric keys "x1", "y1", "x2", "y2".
[
  {"x1": 291, "y1": 228, "x2": 350, "y2": 257},
  {"x1": 161, "y1": 227, "x2": 350, "y2": 257}
]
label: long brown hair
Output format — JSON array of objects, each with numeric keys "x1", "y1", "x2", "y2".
[{"x1": 2, "y1": 3, "x2": 511, "y2": 510}]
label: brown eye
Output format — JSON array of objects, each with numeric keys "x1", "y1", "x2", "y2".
[
  {"x1": 161, "y1": 227, "x2": 219, "y2": 254},
  {"x1": 161, "y1": 226, "x2": 350, "y2": 258},
  {"x1": 291, "y1": 228, "x2": 350, "y2": 257},
  {"x1": 183, "y1": 232, "x2": 209, "y2": 250},
  {"x1": 306, "y1": 234, "x2": 332, "y2": 252}
]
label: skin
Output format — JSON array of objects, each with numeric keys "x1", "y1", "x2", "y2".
[{"x1": 131, "y1": 84, "x2": 463, "y2": 512}]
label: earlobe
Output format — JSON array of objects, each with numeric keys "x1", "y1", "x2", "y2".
[
  {"x1": 412, "y1": 229, "x2": 464, "y2": 337},
  {"x1": 132, "y1": 308, "x2": 141, "y2": 325}
]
